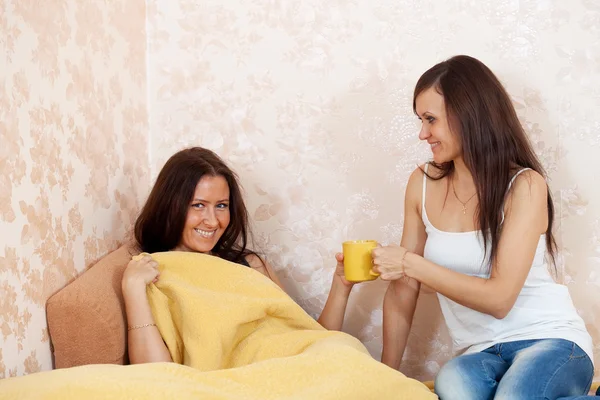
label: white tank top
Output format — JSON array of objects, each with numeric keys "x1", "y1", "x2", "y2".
[{"x1": 421, "y1": 164, "x2": 594, "y2": 363}]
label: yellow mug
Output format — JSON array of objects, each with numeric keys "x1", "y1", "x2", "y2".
[{"x1": 342, "y1": 240, "x2": 379, "y2": 282}]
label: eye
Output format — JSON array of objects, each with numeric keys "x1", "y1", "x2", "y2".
[
  {"x1": 216, "y1": 203, "x2": 229, "y2": 209},
  {"x1": 191, "y1": 203, "x2": 204, "y2": 209},
  {"x1": 426, "y1": 116, "x2": 436, "y2": 124}
]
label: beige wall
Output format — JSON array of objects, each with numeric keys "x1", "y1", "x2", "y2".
[
  {"x1": 0, "y1": 1, "x2": 149, "y2": 377},
  {"x1": 147, "y1": 0, "x2": 600, "y2": 381},
  {"x1": 2, "y1": 0, "x2": 599, "y2": 382}
]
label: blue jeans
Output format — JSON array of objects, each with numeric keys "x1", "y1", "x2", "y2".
[{"x1": 435, "y1": 339, "x2": 595, "y2": 400}]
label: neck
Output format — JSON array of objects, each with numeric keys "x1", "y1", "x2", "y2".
[{"x1": 452, "y1": 157, "x2": 474, "y2": 189}]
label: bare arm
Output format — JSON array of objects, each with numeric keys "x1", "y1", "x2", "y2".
[
  {"x1": 122, "y1": 256, "x2": 172, "y2": 364},
  {"x1": 316, "y1": 253, "x2": 353, "y2": 331},
  {"x1": 381, "y1": 167, "x2": 426, "y2": 369},
  {"x1": 393, "y1": 171, "x2": 548, "y2": 319},
  {"x1": 248, "y1": 252, "x2": 353, "y2": 331}
]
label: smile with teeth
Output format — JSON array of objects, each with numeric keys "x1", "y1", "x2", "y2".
[
  {"x1": 430, "y1": 142, "x2": 441, "y2": 149},
  {"x1": 194, "y1": 228, "x2": 216, "y2": 238}
]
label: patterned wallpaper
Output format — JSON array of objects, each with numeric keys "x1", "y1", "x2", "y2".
[
  {"x1": 0, "y1": 1, "x2": 148, "y2": 377},
  {"x1": 147, "y1": 0, "x2": 600, "y2": 381},
  {"x1": 2, "y1": 0, "x2": 599, "y2": 383}
]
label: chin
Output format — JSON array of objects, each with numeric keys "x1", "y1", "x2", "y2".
[
  {"x1": 196, "y1": 247, "x2": 214, "y2": 254},
  {"x1": 183, "y1": 238, "x2": 216, "y2": 254},
  {"x1": 432, "y1": 155, "x2": 446, "y2": 164},
  {"x1": 194, "y1": 243, "x2": 217, "y2": 253},
  {"x1": 432, "y1": 152, "x2": 454, "y2": 164}
]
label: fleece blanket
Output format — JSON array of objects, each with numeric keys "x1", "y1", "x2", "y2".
[{"x1": 0, "y1": 251, "x2": 435, "y2": 399}]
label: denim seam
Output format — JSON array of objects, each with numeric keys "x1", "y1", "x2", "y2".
[
  {"x1": 569, "y1": 354, "x2": 588, "y2": 360},
  {"x1": 576, "y1": 349, "x2": 594, "y2": 392},
  {"x1": 584, "y1": 374, "x2": 594, "y2": 395},
  {"x1": 479, "y1": 357, "x2": 506, "y2": 389},
  {"x1": 569, "y1": 342, "x2": 589, "y2": 360},
  {"x1": 540, "y1": 353, "x2": 585, "y2": 398}
]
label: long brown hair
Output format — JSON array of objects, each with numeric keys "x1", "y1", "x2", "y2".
[
  {"x1": 134, "y1": 147, "x2": 257, "y2": 264},
  {"x1": 413, "y1": 55, "x2": 557, "y2": 268}
]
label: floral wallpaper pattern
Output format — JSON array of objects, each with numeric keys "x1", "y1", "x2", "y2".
[
  {"x1": 2, "y1": 0, "x2": 599, "y2": 383},
  {"x1": 147, "y1": 0, "x2": 600, "y2": 381},
  {"x1": 0, "y1": 0, "x2": 148, "y2": 377}
]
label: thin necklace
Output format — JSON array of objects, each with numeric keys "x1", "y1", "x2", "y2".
[{"x1": 451, "y1": 177, "x2": 477, "y2": 215}]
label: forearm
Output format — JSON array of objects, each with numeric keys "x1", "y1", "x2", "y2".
[
  {"x1": 381, "y1": 281, "x2": 419, "y2": 370},
  {"x1": 317, "y1": 280, "x2": 352, "y2": 331},
  {"x1": 404, "y1": 252, "x2": 507, "y2": 318},
  {"x1": 123, "y1": 285, "x2": 172, "y2": 364}
]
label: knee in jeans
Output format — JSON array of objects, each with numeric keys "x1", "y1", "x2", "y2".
[{"x1": 435, "y1": 358, "x2": 469, "y2": 399}]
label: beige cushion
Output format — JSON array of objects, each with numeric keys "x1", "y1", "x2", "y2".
[{"x1": 46, "y1": 244, "x2": 134, "y2": 368}]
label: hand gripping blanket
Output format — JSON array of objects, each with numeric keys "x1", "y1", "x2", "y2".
[{"x1": 0, "y1": 251, "x2": 436, "y2": 399}]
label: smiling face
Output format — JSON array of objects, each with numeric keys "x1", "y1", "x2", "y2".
[
  {"x1": 415, "y1": 87, "x2": 462, "y2": 164},
  {"x1": 175, "y1": 174, "x2": 231, "y2": 254}
]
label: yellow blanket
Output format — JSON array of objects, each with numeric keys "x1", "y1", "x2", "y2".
[{"x1": 0, "y1": 251, "x2": 435, "y2": 399}]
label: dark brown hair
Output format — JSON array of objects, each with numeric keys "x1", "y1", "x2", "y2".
[
  {"x1": 134, "y1": 147, "x2": 256, "y2": 264},
  {"x1": 413, "y1": 55, "x2": 557, "y2": 268}
]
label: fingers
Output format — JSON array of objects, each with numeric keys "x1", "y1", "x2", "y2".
[
  {"x1": 138, "y1": 255, "x2": 160, "y2": 282},
  {"x1": 371, "y1": 246, "x2": 383, "y2": 259},
  {"x1": 335, "y1": 252, "x2": 344, "y2": 262},
  {"x1": 372, "y1": 249, "x2": 383, "y2": 265},
  {"x1": 149, "y1": 262, "x2": 160, "y2": 280},
  {"x1": 371, "y1": 245, "x2": 401, "y2": 264},
  {"x1": 130, "y1": 255, "x2": 156, "y2": 268},
  {"x1": 379, "y1": 271, "x2": 406, "y2": 281},
  {"x1": 141, "y1": 256, "x2": 158, "y2": 269}
]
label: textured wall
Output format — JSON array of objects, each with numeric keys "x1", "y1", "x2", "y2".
[
  {"x1": 0, "y1": 0, "x2": 149, "y2": 377},
  {"x1": 147, "y1": 0, "x2": 600, "y2": 381},
  {"x1": 2, "y1": 0, "x2": 599, "y2": 382}
]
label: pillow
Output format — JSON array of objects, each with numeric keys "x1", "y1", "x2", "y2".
[{"x1": 46, "y1": 243, "x2": 135, "y2": 368}]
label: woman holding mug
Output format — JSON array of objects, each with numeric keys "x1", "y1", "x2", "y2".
[
  {"x1": 372, "y1": 55, "x2": 594, "y2": 399},
  {"x1": 123, "y1": 147, "x2": 361, "y2": 364}
]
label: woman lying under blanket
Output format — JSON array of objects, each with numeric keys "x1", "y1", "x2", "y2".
[
  {"x1": 0, "y1": 147, "x2": 436, "y2": 400},
  {"x1": 123, "y1": 146, "x2": 364, "y2": 363}
]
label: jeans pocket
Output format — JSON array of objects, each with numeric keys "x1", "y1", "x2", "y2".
[
  {"x1": 565, "y1": 343, "x2": 594, "y2": 395},
  {"x1": 569, "y1": 342, "x2": 591, "y2": 360}
]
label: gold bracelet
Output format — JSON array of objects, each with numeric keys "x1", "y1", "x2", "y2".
[
  {"x1": 400, "y1": 251, "x2": 409, "y2": 274},
  {"x1": 128, "y1": 323, "x2": 157, "y2": 331}
]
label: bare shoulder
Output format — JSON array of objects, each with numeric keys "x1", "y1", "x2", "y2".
[
  {"x1": 406, "y1": 164, "x2": 426, "y2": 192},
  {"x1": 244, "y1": 253, "x2": 266, "y2": 270},
  {"x1": 409, "y1": 162, "x2": 445, "y2": 183},
  {"x1": 245, "y1": 253, "x2": 285, "y2": 290},
  {"x1": 408, "y1": 165, "x2": 424, "y2": 182},
  {"x1": 509, "y1": 169, "x2": 548, "y2": 203},
  {"x1": 406, "y1": 163, "x2": 443, "y2": 200},
  {"x1": 504, "y1": 170, "x2": 548, "y2": 232}
]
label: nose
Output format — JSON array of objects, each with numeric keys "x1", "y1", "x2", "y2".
[
  {"x1": 418, "y1": 124, "x2": 430, "y2": 141},
  {"x1": 203, "y1": 207, "x2": 218, "y2": 228}
]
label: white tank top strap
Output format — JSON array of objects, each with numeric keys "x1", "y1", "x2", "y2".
[
  {"x1": 421, "y1": 163, "x2": 429, "y2": 210},
  {"x1": 507, "y1": 168, "x2": 532, "y2": 191},
  {"x1": 500, "y1": 168, "x2": 532, "y2": 224},
  {"x1": 421, "y1": 163, "x2": 431, "y2": 227}
]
